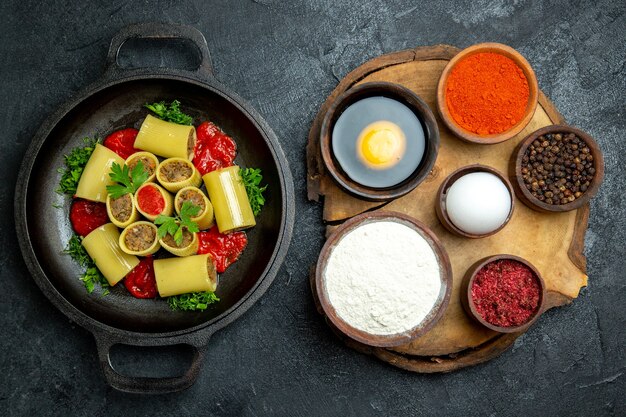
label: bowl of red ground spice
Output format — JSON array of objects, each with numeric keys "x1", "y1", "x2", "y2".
[
  {"x1": 437, "y1": 43, "x2": 539, "y2": 144},
  {"x1": 512, "y1": 125, "x2": 605, "y2": 212},
  {"x1": 461, "y1": 255, "x2": 545, "y2": 333}
]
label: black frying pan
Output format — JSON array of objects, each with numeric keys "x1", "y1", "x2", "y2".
[{"x1": 14, "y1": 23, "x2": 294, "y2": 394}]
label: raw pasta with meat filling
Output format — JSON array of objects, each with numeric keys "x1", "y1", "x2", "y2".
[
  {"x1": 159, "y1": 228, "x2": 199, "y2": 257},
  {"x1": 157, "y1": 157, "x2": 202, "y2": 193},
  {"x1": 119, "y1": 221, "x2": 161, "y2": 256},
  {"x1": 125, "y1": 151, "x2": 159, "y2": 183},
  {"x1": 154, "y1": 254, "x2": 217, "y2": 297},
  {"x1": 174, "y1": 186, "x2": 214, "y2": 230},
  {"x1": 75, "y1": 144, "x2": 125, "y2": 203},
  {"x1": 134, "y1": 115, "x2": 196, "y2": 160},
  {"x1": 203, "y1": 165, "x2": 256, "y2": 233},
  {"x1": 106, "y1": 193, "x2": 139, "y2": 228},
  {"x1": 81, "y1": 223, "x2": 139, "y2": 286}
]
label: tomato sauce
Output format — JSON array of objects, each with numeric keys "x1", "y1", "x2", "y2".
[
  {"x1": 197, "y1": 225, "x2": 247, "y2": 273},
  {"x1": 471, "y1": 259, "x2": 541, "y2": 327},
  {"x1": 124, "y1": 256, "x2": 157, "y2": 299},
  {"x1": 103, "y1": 128, "x2": 140, "y2": 159},
  {"x1": 136, "y1": 185, "x2": 165, "y2": 215},
  {"x1": 193, "y1": 121, "x2": 237, "y2": 176},
  {"x1": 70, "y1": 199, "x2": 108, "y2": 237}
]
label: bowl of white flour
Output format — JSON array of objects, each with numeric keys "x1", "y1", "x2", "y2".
[{"x1": 316, "y1": 211, "x2": 452, "y2": 347}]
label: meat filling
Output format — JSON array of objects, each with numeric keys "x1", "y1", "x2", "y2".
[
  {"x1": 177, "y1": 189, "x2": 206, "y2": 213},
  {"x1": 110, "y1": 194, "x2": 133, "y2": 222},
  {"x1": 124, "y1": 224, "x2": 156, "y2": 252},
  {"x1": 128, "y1": 156, "x2": 156, "y2": 176},
  {"x1": 207, "y1": 256, "x2": 217, "y2": 283},
  {"x1": 162, "y1": 228, "x2": 194, "y2": 248},
  {"x1": 188, "y1": 130, "x2": 196, "y2": 158},
  {"x1": 160, "y1": 161, "x2": 193, "y2": 183}
]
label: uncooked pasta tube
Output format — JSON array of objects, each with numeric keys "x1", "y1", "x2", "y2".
[
  {"x1": 154, "y1": 254, "x2": 217, "y2": 297},
  {"x1": 202, "y1": 165, "x2": 256, "y2": 233},
  {"x1": 75, "y1": 144, "x2": 124, "y2": 203},
  {"x1": 134, "y1": 115, "x2": 196, "y2": 160},
  {"x1": 81, "y1": 223, "x2": 139, "y2": 286},
  {"x1": 119, "y1": 221, "x2": 161, "y2": 256},
  {"x1": 156, "y1": 157, "x2": 202, "y2": 193},
  {"x1": 125, "y1": 151, "x2": 159, "y2": 183},
  {"x1": 106, "y1": 193, "x2": 139, "y2": 228},
  {"x1": 134, "y1": 183, "x2": 174, "y2": 222},
  {"x1": 174, "y1": 186, "x2": 214, "y2": 230},
  {"x1": 159, "y1": 229, "x2": 199, "y2": 257}
]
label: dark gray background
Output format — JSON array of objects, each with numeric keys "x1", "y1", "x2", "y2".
[{"x1": 1, "y1": 0, "x2": 624, "y2": 416}]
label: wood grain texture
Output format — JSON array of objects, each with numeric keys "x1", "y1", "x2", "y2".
[{"x1": 307, "y1": 45, "x2": 590, "y2": 372}]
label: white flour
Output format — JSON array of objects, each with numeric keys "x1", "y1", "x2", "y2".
[{"x1": 324, "y1": 220, "x2": 442, "y2": 335}]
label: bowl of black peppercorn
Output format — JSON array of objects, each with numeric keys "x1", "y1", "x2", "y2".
[{"x1": 512, "y1": 125, "x2": 604, "y2": 213}]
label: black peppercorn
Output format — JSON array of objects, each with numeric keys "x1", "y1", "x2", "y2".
[{"x1": 520, "y1": 131, "x2": 595, "y2": 205}]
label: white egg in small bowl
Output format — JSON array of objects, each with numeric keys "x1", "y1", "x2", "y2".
[{"x1": 435, "y1": 165, "x2": 515, "y2": 239}]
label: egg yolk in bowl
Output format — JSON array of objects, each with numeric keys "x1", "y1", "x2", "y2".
[
  {"x1": 331, "y1": 96, "x2": 425, "y2": 189},
  {"x1": 357, "y1": 121, "x2": 406, "y2": 169}
]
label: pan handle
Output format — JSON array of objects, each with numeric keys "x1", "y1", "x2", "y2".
[
  {"x1": 93, "y1": 331, "x2": 210, "y2": 394},
  {"x1": 104, "y1": 22, "x2": 214, "y2": 81}
]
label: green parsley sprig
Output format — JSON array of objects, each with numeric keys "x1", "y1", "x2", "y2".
[
  {"x1": 154, "y1": 201, "x2": 201, "y2": 245},
  {"x1": 81, "y1": 265, "x2": 110, "y2": 295},
  {"x1": 145, "y1": 100, "x2": 193, "y2": 125},
  {"x1": 57, "y1": 137, "x2": 99, "y2": 195},
  {"x1": 168, "y1": 291, "x2": 220, "y2": 311},
  {"x1": 106, "y1": 161, "x2": 149, "y2": 199},
  {"x1": 64, "y1": 235, "x2": 110, "y2": 295},
  {"x1": 64, "y1": 234, "x2": 91, "y2": 266},
  {"x1": 240, "y1": 168, "x2": 267, "y2": 216}
]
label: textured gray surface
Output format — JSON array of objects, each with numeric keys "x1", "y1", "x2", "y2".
[{"x1": 1, "y1": 0, "x2": 624, "y2": 416}]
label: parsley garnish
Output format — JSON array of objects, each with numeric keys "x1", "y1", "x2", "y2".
[
  {"x1": 154, "y1": 201, "x2": 201, "y2": 245},
  {"x1": 64, "y1": 235, "x2": 110, "y2": 295},
  {"x1": 81, "y1": 265, "x2": 110, "y2": 296},
  {"x1": 168, "y1": 291, "x2": 220, "y2": 311},
  {"x1": 144, "y1": 100, "x2": 193, "y2": 125},
  {"x1": 65, "y1": 234, "x2": 91, "y2": 266},
  {"x1": 106, "y1": 161, "x2": 149, "y2": 199},
  {"x1": 57, "y1": 137, "x2": 99, "y2": 195},
  {"x1": 240, "y1": 168, "x2": 267, "y2": 216}
]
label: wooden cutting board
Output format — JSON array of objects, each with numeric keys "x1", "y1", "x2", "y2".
[{"x1": 306, "y1": 44, "x2": 589, "y2": 372}]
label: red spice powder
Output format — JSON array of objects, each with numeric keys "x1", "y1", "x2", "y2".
[
  {"x1": 445, "y1": 52, "x2": 530, "y2": 136},
  {"x1": 471, "y1": 259, "x2": 541, "y2": 327}
]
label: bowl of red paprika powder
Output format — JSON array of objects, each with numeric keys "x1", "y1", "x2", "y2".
[
  {"x1": 437, "y1": 43, "x2": 539, "y2": 144},
  {"x1": 461, "y1": 254, "x2": 546, "y2": 333}
]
